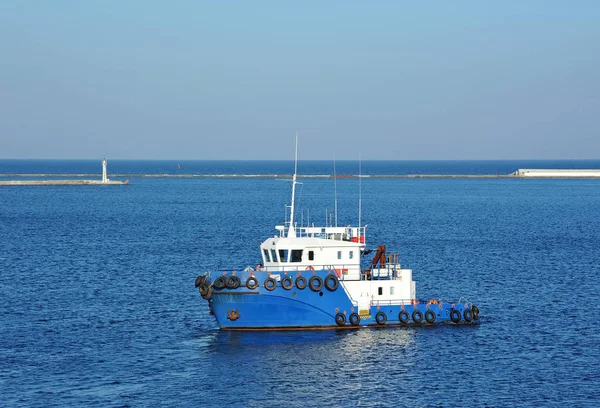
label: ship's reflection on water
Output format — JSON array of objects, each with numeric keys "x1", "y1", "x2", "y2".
[
  {"x1": 192, "y1": 327, "x2": 418, "y2": 406},
  {"x1": 201, "y1": 327, "x2": 416, "y2": 362}
]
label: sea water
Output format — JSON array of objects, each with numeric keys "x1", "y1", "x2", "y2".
[{"x1": 1, "y1": 161, "x2": 600, "y2": 406}]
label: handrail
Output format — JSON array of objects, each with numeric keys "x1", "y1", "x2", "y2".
[
  {"x1": 279, "y1": 225, "x2": 367, "y2": 243},
  {"x1": 360, "y1": 263, "x2": 403, "y2": 281},
  {"x1": 208, "y1": 264, "x2": 358, "y2": 276},
  {"x1": 370, "y1": 298, "x2": 416, "y2": 307},
  {"x1": 370, "y1": 298, "x2": 463, "y2": 307}
]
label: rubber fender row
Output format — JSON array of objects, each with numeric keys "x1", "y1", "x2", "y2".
[
  {"x1": 196, "y1": 273, "x2": 341, "y2": 294},
  {"x1": 195, "y1": 275, "x2": 213, "y2": 300},
  {"x1": 335, "y1": 312, "x2": 361, "y2": 326},
  {"x1": 212, "y1": 275, "x2": 242, "y2": 290},
  {"x1": 333, "y1": 305, "x2": 481, "y2": 327},
  {"x1": 264, "y1": 275, "x2": 339, "y2": 292},
  {"x1": 449, "y1": 305, "x2": 480, "y2": 323},
  {"x1": 398, "y1": 309, "x2": 437, "y2": 324}
]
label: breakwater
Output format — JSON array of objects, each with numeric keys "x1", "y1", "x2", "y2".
[
  {"x1": 0, "y1": 179, "x2": 128, "y2": 186},
  {"x1": 2, "y1": 172, "x2": 600, "y2": 179}
]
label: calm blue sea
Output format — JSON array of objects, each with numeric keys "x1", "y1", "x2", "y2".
[
  {"x1": 2, "y1": 159, "x2": 600, "y2": 176},
  {"x1": 1, "y1": 160, "x2": 600, "y2": 407}
]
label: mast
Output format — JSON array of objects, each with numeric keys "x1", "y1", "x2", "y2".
[
  {"x1": 358, "y1": 155, "x2": 362, "y2": 241},
  {"x1": 288, "y1": 133, "x2": 299, "y2": 238},
  {"x1": 333, "y1": 154, "x2": 338, "y2": 227}
]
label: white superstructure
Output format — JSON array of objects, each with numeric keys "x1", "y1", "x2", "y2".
[{"x1": 254, "y1": 135, "x2": 416, "y2": 311}]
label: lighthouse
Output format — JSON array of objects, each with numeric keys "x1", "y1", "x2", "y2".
[{"x1": 101, "y1": 157, "x2": 109, "y2": 184}]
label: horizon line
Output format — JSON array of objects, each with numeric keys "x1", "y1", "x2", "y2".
[{"x1": 1, "y1": 157, "x2": 599, "y2": 162}]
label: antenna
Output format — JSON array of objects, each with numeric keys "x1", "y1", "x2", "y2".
[
  {"x1": 358, "y1": 154, "x2": 362, "y2": 241},
  {"x1": 288, "y1": 133, "x2": 299, "y2": 238},
  {"x1": 333, "y1": 154, "x2": 338, "y2": 227}
]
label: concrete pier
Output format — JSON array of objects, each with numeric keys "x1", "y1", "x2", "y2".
[
  {"x1": 0, "y1": 180, "x2": 128, "y2": 186},
  {"x1": 513, "y1": 169, "x2": 600, "y2": 178}
]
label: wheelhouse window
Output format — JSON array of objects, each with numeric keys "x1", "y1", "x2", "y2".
[
  {"x1": 263, "y1": 249, "x2": 270, "y2": 262},
  {"x1": 270, "y1": 249, "x2": 277, "y2": 263},
  {"x1": 308, "y1": 251, "x2": 314, "y2": 261},
  {"x1": 278, "y1": 249, "x2": 289, "y2": 263},
  {"x1": 290, "y1": 249, "x2": 302, "y2": 263}
]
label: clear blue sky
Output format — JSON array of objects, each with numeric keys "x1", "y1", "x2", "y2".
[{"x1": 1, "y1": 1, "x2": 599, "y2": 160}]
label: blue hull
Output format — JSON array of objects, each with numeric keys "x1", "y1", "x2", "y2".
[{"x1": 198, "y1": 270, "x2": 479, "y2": 330}]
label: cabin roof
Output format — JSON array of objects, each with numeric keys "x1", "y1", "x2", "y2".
[{"x1": 261, "y1": 236, "x2": 362, "y2": 248}]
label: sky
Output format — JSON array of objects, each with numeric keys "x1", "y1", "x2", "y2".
[{"x1": 1, "y1": 1, "x2": 599, "y2": 160}]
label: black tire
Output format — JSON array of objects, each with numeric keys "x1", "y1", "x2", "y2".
[
  {"x1": 324, "y1": 275, "x2": 339, "y2": 291},
  {"x1": 200, "y1": 284, "x2": 212, "y2": 300},
  {"x1": 199, "y1": 282, "x2": 210, "y2": 296},
  {"x1": 213, "y1": 276, "x2": 226, "y2": 290},
  {"x1": 463, "y1": 308, "x2": 473, "y2": 322},
  {"x1": 246, "y1": 276, "x2": 259, "y2": 290},
  {"x1": 194, "y1": 275, "x2": 206, "y2": 288},
  {"x1": 349, "y1": 313, "x2": 361, "y2": 326},
  {"x1": 226, "y1": 276, "x2": 240, "y2": 289},
  {"x1": 425, "y1": 310, "x2": 436, "y2": 324},
  {"x1": 264, "y1": 277, "x2": 277, "y2": 291},
  {"x1": 398, "y1": 310, "x2": 409, "y2": 323},
  {"x1": 335, "y1": 313, "x2": 346, "y2": 326},
  {"x1": 450, "y1": 309, "x2": 461, "y2": 323},
  {"x1": 375, "y1": 311, "x2": 387, "y2": 325},
  {"x1": 412, "y1": 310, "x2": 423, "y2": 324},
  {"x1": 295, "y1": 276, "x2": 307, "y2": 290},
  {"x1": 309, "y1": 276, "x2": 323, "y2": 292},
  {"x1": 472, "y1": 305, "x2": 480, "y2": 320},
  {"x1": 281, "y1": 276, "x2": 294, "y2": 290}
]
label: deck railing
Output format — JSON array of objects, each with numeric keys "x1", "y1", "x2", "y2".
[
  {"x1": 209, "y1": 264, "x2": 361, "y2": 280},
  {"x1": 280, "y1": 225, "x2": 367, "y2": 243}
]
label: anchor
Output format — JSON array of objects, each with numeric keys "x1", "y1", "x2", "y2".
[{"x1": 227, "y1": 308, "x2": 240, "y2": 321}]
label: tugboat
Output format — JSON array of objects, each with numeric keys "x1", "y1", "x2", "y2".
[{"x1": 195, "y1": 141, "x2": 480, "y2": 330}]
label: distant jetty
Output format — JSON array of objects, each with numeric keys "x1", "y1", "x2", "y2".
[
  {"x1": 2, "y1": 169, "x2": 600, "y2": 182},
  {"x1": 511, "y1": 169, "x2": 600, "y2": 178},
  {"x1": 0, "y1": 157, "x2": 128, "y2": 186},
  {"x1": 0, "y1": 180, "x2": 128, "y2": 186}
]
